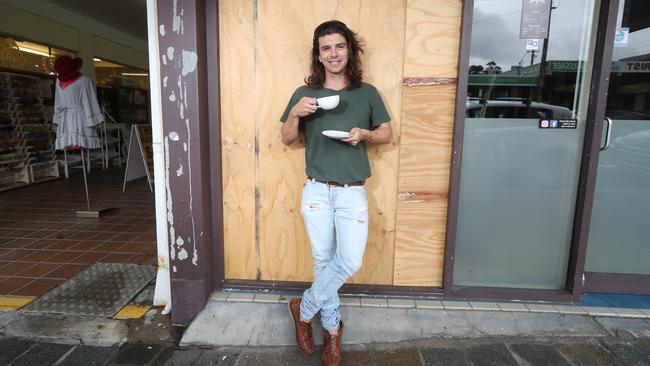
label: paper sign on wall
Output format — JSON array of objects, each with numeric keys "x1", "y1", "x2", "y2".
[{"x1": 614, "y1": 27, "x2": 629, "y2": 48}]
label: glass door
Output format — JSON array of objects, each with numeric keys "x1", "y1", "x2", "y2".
[
  {"x1": 585, "y1": 0, "x2": 650, "y2": 280},
  {"x1": 453, "y1": 0, "x2": 601, "y2": 290}
]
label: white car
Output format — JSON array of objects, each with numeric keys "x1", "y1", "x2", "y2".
[{"x1": 466, "y1": 99, "x2": 573, "y2": 119}]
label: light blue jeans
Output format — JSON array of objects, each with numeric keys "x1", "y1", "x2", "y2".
[{"x1": 299, "y1": 179, "x2": 369, "y2": 331}]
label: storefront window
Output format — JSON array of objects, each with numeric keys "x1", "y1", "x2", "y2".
[
  {"x1": 94, "y1": 58, "x2": 149, "y2": 90},
  {"x1": 94, "y1": 58, "x2": 149, "y2": 123},
  {"x1": 454, "y1": 0, "x2": 598, "y2": 289}
]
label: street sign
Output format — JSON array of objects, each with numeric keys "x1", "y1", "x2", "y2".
[
  {"x1": 520, "y1": 0, "x2": 552, "y2": 39},
  {"x1": 526, "y1": 39, "x2": 540, "y2": 51}
]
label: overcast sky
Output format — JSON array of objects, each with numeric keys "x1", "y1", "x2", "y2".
[{"x1": 470, "y1": 0, "x2": 595, "y2": 71}]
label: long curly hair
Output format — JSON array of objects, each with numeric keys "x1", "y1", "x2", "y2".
[{"x1": 305, "y1": 20, "x2": 364, "y2": 89}]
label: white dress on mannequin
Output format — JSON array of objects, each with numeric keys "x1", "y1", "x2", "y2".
[{"x1": 52, "y1": 75, "x2": 103, "y2": 149}]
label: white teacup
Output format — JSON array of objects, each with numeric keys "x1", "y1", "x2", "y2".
[{"x1": 316, "y1": 95, "x2": 340, "y2": 110}]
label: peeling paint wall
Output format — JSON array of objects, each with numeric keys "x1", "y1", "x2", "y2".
[
  {"x1": 156, "y1": 0, "x2": 216, "y2": 326},
  {"x1": 160, "y1": 0, "x2": 200, "y2": 271}
]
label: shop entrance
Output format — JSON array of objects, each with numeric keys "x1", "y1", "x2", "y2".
[
  {"x1": 450, "y1": 0, "x2": 611, "y2": 294},
  {"x1": 584, "y1": 0, "x2": 650, "y2": 294},
  {"x1": 0, "y1": 8, "x2": 156, "y2": 300}
]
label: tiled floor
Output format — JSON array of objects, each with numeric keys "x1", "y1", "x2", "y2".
[{"x1": 0, "y1": 167, "x2": 156, "y2": 297}]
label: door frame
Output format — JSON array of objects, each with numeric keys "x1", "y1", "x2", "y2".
[
  {"x1": 583, "y1": 273, "x2": 650, "y2": 295},
  {"x1": 443, "y1": 0, "x2": 621, "y2": 302}
]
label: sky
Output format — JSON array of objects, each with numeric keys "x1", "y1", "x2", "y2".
[{"x1": 469, "y1": 0, "x2": 596, "y2": 71}]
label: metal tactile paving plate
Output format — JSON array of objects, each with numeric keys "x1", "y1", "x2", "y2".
[{"x1": 23, "y1": 263, "x2": 156, "y2": 317}]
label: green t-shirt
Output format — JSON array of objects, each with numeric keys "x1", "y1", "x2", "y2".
[{"x1": 280, "y1": 82, "x2": 390, "y2": 184}]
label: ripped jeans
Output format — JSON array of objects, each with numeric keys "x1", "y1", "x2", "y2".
[{"x1": 299, "y1": 179, "x2": 369, "y2": 331}]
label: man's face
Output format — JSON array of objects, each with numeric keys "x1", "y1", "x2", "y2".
[{"x1": 317, "y1": 33, "x2": 349, "y2": 76}]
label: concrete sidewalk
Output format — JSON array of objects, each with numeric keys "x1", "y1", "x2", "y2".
[
  {"x1": 179, "y1": 291, "x2": 650, "y2": 347},
  {"x1": 1, "y1": 332, "x2": 649, "y2": 365},
  {"x1": 1, "y1": 291, "x2": 649, "y2": 365}
]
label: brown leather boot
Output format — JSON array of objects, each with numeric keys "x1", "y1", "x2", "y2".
[
  {"x1": 288, "y1": 298, "x2": 315, "y2": 355},
  {"x1": 320, "y1": 321, "x2": 344, "y2": 366}
]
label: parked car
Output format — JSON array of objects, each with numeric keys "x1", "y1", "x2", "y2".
[{"x1": 466, "y1": 99, "x2": 573, "y2": 119}]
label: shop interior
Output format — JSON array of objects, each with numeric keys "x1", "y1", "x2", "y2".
[{"x1": 0, "y1": 6, "x2": 155, "y2": 299}]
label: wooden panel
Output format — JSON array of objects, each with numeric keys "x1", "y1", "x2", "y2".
[
  {"x1": 220, "y1": 1, "x2": 257, "y2": 279},
  {"x1": 398, "y1": 83, "x2": 456, "y2": 191},
  {"x1": 221, "y1": 0, "x2": 465, "y2": 286},
  {"x1": 350, "y1": 0, "x2": 405, "y2": 285},
  {"x1": 403, "y1": 0, "x2": 462, "y2": 78},
  {"x1": 253, "y1": 0, "x2": 405, "y2": 284},
  {"x1": 393, "y1": 83, "x2": 456, "y2": 286},
  {"x1": 394, "y1": 198, "x2": 447, "y2": 286},
  {"x1": 255, "y1": 1, "x2": 322, "y2": 282}
]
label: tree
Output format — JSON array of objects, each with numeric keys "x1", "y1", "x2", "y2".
[
  {"x1": 468, "y1": 62, "x2": 503, "y2": 75},
  {"x1": 469, "y1": 65, "x2": 484, "y2": 74},
  {"x1": 483, "y1": 61, "x2": 502, "y2": 74}
]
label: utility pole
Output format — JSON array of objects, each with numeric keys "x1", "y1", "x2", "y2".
[
  {"x1": 529, "y1": 50, "x2": 537, "y2": 66},
  {"x1": 537, "y1": 2, "x2": 557, "y2": 100},
  {"x1": 537, "y1": 37, "x2": 549, "y2": 99}
]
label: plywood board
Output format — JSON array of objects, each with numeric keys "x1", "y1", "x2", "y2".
[
  {"x1": 255, "y1": 1, "x2": 324, "y2": 282},
  {"x1": 404, "y1": 0, "x2": 462, "y2": 78},
  {"x1": 253, "y1": 0, "x2": 405, "y2": 284},
  {"x1": 393, "y1": 83, "x2": 456, "y2": 286},
  {"x1": 398, "y1": 83, "x2": 456, "y2": 191},
  {"x1": 348, "y1": 0, "x2": 405, "y2": 284},
  {"x1": 220, "y1": 0, "x2": 461, "y2": 286},
  {"x1": 220, "y1": 1, "x2": 257, "y2": 279},
  {"x1": 393, "y1": 197, "x2": 447, "y2": 286}
]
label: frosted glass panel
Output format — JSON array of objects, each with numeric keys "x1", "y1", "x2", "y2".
[
  {"x1": 585, "y1": 0, "x2": 650, "y2": 275},
  {"x1": 453, "y1": 0, "x2": 597, "y2": 289},
  {"x1": 454, "y1": 119, "x2": 583, "y2": 289},
  {"x1": 586, "y1": 120, "x2": 650, "y2": 274}
]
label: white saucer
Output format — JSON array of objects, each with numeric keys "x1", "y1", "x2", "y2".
[{"x1": 322, "y1": 130, "x2": 350, "y2": 139}]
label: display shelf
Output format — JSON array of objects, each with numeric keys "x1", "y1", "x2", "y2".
[
  {"x1": 29, "y1": 160, "x2": 59, "y2": 183},
  {"x1": 0, "y1": 165, "x2": 29, "y2": 192},
  {"x1": 0, "y1": 159, "x2": 23, "y2": 166},
  {"x1": 102, "y1": 112, "x2": 126, "y2": 167},
  {"x1": 0, "y1": 71, "x2": 58, "y2": 190}
]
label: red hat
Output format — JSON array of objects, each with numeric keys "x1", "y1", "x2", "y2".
[{"x1": 54, "y1": 55, "x2": 83, "y2": 82}]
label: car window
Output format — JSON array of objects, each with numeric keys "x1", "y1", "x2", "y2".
[
  {"x1": 527, "y1": 108, "x2": 552, "y2": 119},
  {"x1": 466, "y1": 105, "x2": 558, "y2": 119},
  {"x1": 470, "y1": 107, "x2": 549, "y2": 118}
]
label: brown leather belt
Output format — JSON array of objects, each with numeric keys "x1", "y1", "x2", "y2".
[{"x1": 308, "y1": 176, "x2": 365, "y2": 187}]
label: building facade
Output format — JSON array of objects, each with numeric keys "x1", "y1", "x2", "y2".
[{"x1": 150, "y1": 0, "x2": 650, "y2": 325}]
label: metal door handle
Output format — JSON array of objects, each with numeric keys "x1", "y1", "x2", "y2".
[{"x1": 601, "y1": 117, "x2": 612, "y2": 151}]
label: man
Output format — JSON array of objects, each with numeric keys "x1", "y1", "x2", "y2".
[{"x1": 280, "y1": 20, "x2": 392, "y2": 365}]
